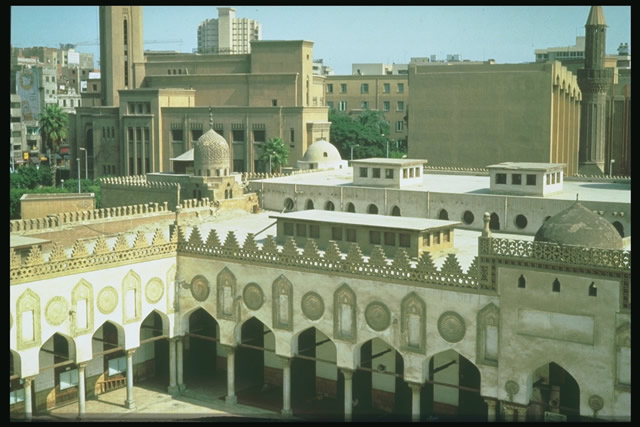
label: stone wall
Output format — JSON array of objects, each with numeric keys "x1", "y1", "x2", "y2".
[
  {"x1": 100, "y1": 176, "x2": 181, "y2": 209},
  {"x1": 21, "y1": 194, "x2": 96, "y2": 220}
]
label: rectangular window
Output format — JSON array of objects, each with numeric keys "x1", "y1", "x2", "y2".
[
  {"x1": 423, "y1": 233, "x2": 430, "y2": 247},
  {"x1": 340, "y1": 83, "x2": 347, "y2": 93},
  {"x1": 144, "y1": 103, "x2": 151, "y2": 113},
  {"x1": 372, "y1": 168, "x2": 381, "y2": 178},
  {"x1": 272, "y1": 99, "x2": 277, "y2": 107},
  {"x1": 359, "y1": 167, "x2": 368, "y2": 178},
  {"x1": 496, "y1": 173, "x2": 507, "y2": 184},
  {"x1": 383, "y1": 101, "x2": 390, "y2": 112},
  {"x1": 338, "y1": 101, "x2": 347, "y2": 111},
  {"x1": 290, "y1": 128, "x2": 295, "y2": 143},
  {"x1": 191, "y1": 129, "x2": 203, "y2": 141},
  {"x1": 233, "y1": 159, "x2": 244, "y2": 172},
  {"x1": 546, "y1": 174, "x2": 551, "y2": 185},
  {"x1": 346, "y1": 228, "x2": 356, "y2": 243},
  {"x1": 136, "y1": 128, "x2": 142, "y2": 141},
  {"x1": 9, "y1": 388, "x2": 25, "y2": 405},
  {"x1": 403, "y1": 168, "x2": 408, "y2": 179},
  {"x1": 253, "y1": 130, "x2": 266, "y2": 143},
  {"x1": 396, "y1": 121, "x2": 404, "y2": 132},
  {"x1": 361, "y1": 101, "x2": 369, "y2": 109},
  {"x1": 332, "y1": 227, "x2": 342, "y2": 241},
  {"x1": 137, "y1": 103, "x2": 143, "y2": 114},
  {"x1": 284, "y1": 222, "x2": 294, "y2": 236},
  {"x1": 296, "y1": 223, "x2": 307, "y2": 237},
  {"x1": 433, "y1": 233, "x2": 440, "y2": 245},
  {"x1": 397, "y1": 83, "x2": 404, "y2": 93},
  {"x1": 443, "y1": 230, "x2": 450, "y2": 242},
  {"x1": 556, "y1": 172, "x2": 560, "y2": 183},
  {"x1": 415, "y1": 167, "x2": 421, "y2": 177},
  {"x1": 526, "y1": 174, "x2": 536, "y2": 185},
  {"x1": 309, "y1": 225, "x2": 320, "y2": 239},
  {"x1": 361, "y1": 83, "x2": 369, "y2": 94},
  {"x1": 399, "y1": 233, "x2": 410, "y2": 248},
  {"x1": 108, "y1": 356, "x2": 127, "y2": 376},
  {"x1": 385, "y1": 168, "x2": 394, "y2": 179},
  {"x1": 59, "y1": 369, "x2": 79, "y2": 390},
  {"x1": 171, "y1": 129, "x2": 183, "y2": 141},
  {"x1": 232, "y1": 129, "x2": 245, "y2": 142},
  {"x1": 384, "y1": 232, "x2": 395, "y2": 246},
  {"x1": 397, "y1": 101, "x2": 404, "y2": 112},
  {"x1": 327, "y1": 83, "x2": 333, "y2": 94},
  {"x1": 383, "y1": 83, "x2": 390, "y2": 93},
  {"x1": 512, "y1": 174, "x2": 522, "y2": 185},
  {"x1": 369, "y1": 230, "x2": 381, "y2": 245}
]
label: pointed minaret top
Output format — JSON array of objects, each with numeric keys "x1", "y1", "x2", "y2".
[
  {"x1": 586, "y1": 6, "x2": 607, "y2": 26},
  {"x1": 208, "y1": 106, "x2": 213, "y2": 130}
]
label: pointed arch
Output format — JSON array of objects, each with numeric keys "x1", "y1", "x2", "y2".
[
  {"x1": 476, "y1": 303, "x2": 499, "y2": 367},
  {"x1": 181, "y1": 305, "x2": 219, "y2": 334},
  {"x1": 401, "y1": 292, "x2": 426, "y2": 354},
  {"x1": 93, "y1": 319, "x2": 126, "y2": 349},
  {"x1": 122, "y1": 270, "x2": 142, "y2": 324},
  {"x1": 217, "y1": 267, "x2": 237, "y2": 321},
  {"x1": 346, "y1": 202, "x2": 356, "y2": 213},
  {"x1": 305, "y1": 199, "x2": 315, "y2": 210},
  {"x1": 438, "y1": 209, "x2": 449, "y2": 220},
  {"x1": 10, "y1": 349, "x2": 21, "y2": 378},
  {"x1": 529, "y1": 360, "x2": 581, "y2": 420},
  {"x1": 17, "y1": 288, "x2": 41, "y2": 350},
  {"x1": 334, "y1": 283, "x2": 357, "y2": 342},
  {"x1": 391, "y1": 205, "x2": 401, "y2": 217},
  {"x1": 140, "y1": 309, "x2": 171, "y2": 337},
  {"x1": 40, "y1": 331, "x2": 78, "y2": 363},
  {"x1": 272, "y1": 274, "x2": 293, "y2": 331}
]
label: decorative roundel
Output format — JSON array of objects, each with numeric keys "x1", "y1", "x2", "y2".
[
  {"x1": 190, "y1": 275, "x2": 210, "y2": 302},
  {"x1": 365, "y1": 301, "x2": 391, "y2": 331},
  {"x1": 437, "y1": 311, "x2": 466, "y2": 343},
  {"x1": 588, "y1": 395, "x2": 604, "y2": 412},
  {"x1": 45, "y1": 297, "x2": 69, "y2": 326},
  {"x1": 97, "y1": 286, "x2": 119, "y2": 314},
  {"x1": 243, "y1": 283, "x2": 264, "y2": 311},
  {"x1": 301, "y1": 292, "x2": 325, "y2": 321},
  {"x1": 145, "y1": 278, "x2": 165, "y2": 304},
  {"x1": 505, "y1": 380, "x2": 520, "y2": 396}
]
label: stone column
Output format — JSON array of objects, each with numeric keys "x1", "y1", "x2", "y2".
[
  {"x1": 503, "y1": 403, "x2": 515, "y2": 422},
  {"x1": 341, "y1": 369, "x2": 354, "y2": 422},
  {"x1": 485, "y1": 398, "x2": 497, "y2": 422},
  {"x1": 177, "y1": 337, "x2": 185, "y2": 392},
  {"x1": 23, "y1": 376, "x2": 35, "y2": 421},
  {"x1": 78, "y1": 363, "x2": 87, "y2": 418},
  {"x1": 515, "y1": 406, "x2": 528, "y2": 422},
  {"x1": 408, "y1": 382, "x2": 422, "y2": 422},
  {"x1": 225, "y1": 346, "x2": 237, "y2": 405},
  {"x1": 281, "y1": 357, "x2": 293, "y2": 417},
  {"x1": 125, "y1": 349, "x2": 136, "y2": 409},
  {"x1": 168, "y1": 338, "x2": 178, "y2": 395}
]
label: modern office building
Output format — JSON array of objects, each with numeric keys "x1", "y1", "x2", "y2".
[{"x1": 197, "y1": 7, "x2": 262, "y2": 55}]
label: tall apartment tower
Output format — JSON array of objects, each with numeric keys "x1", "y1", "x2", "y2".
[
  {"x1": 577, "y1": 6, "x2": 613, "y2": 174},
  {"x1": 197, "y1": 7, "x2": 262, "y2": 54},
  {"x1": 99, "y1": 6, "x2": 145, "y2": 106}
]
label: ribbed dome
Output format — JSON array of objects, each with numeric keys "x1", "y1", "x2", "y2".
[
  {"x1": 193, "y1": 128, "x2": 229, "y2": 176},
  {"x1": 534, "y1": 202, "x2": 623, "y2": 249},
  {"x1": 302, "y1": 140, "x2": 342, "y2": 162}
]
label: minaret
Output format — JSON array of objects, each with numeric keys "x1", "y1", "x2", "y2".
[{"x1": 577, "y1": 6, "x2": 613, "y2": 174}]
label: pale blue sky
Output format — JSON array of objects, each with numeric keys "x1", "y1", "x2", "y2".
[{"x1": 11, "y1": 6, "x2": 631, "y2": 75}]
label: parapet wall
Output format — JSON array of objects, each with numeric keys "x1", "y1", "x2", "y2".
[{"x1": 100, "y1": 176, "x2": 181, "y2": 209}]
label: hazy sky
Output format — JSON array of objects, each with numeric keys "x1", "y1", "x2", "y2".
[{"x1": 11, "y1": 6, "x2": 631, "y2": 74}]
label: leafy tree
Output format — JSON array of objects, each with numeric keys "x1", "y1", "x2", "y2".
[
  {"x1": 328, "y1": 109, "x2": 395, "y2": 160},
  {"x1": 39, "y1": 104, "x2": 69, "y2": 182},
  {"x1": 259, "y1": 137, "x2": 289, "y2": 173}
]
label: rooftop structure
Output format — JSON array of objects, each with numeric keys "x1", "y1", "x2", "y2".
[
  {"x1": 351, "y1": 158, "x2": 427, "y2": 188},
  {"x1": 296, "y1": 139, "x2": 347, "y2": 170},
  {"x1": 487, "y1": 162, "x2": 565, "y2": 196}
]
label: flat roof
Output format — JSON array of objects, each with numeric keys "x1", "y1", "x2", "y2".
[
  {"x1": 269, "y1": 210, "x2": 461, "y2": 231},
  {"x1": 487, "y1": 162, "x2": 566, "y2": 171},
  {"x1": 351, "y1": 158, "x2": 427, "y2": 167},
  {"x1": 20, "y1": 193, "x2": 95, "y2": 200},
  {"x1": 10, "y1": 235, "x2": 51, "y2": 250}
]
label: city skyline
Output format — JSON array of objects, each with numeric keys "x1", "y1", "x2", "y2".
[{"x1": 11, "y1": 5, "x2": 631, "y2": 74}]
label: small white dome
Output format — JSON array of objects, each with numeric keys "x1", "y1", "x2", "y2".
[{"x1": 302, "y1": 140, "x2": 342, "y2": 162}]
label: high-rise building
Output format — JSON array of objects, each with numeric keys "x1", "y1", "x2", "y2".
[{"x1": 197, "y1": 7, "x2": 262, "y2": 54}]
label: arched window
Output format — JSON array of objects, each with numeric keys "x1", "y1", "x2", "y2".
[
  {"x1": 346, "y1": 203, "x2": 355, "y2": 213},
  {"x1": 463, "y1": 211, "x2": 474, "y2": 225},
  {"x1": 588, "y1": 282, "x2": 597, "y2": 297},
  {"x1": 612, "y1": 221, "x2": 624, "y2": 237},
  {"x1": 439, "y1": 209, "x2": 449, "y2": 220},
  {"x1": 490, "y1": 213, "x2": 500, "y2": 231},
  {"x1": 391, "y1": 206, "x2": 401, "y2": 217},
  {"x1": 368, "y1": 204, "x2": 378, "y2": 215},
  {"x1": 283, "y1": 198, "x2": 294, "y2": 211},
  {"x1": 552, "y1": 278, "x2": 561, "y2": 293},
  {"x1": 305, "y1": 199, "x2": 314, "y2": 210},
  {"x1": 518, "y1": 275, "x2": 526, "y2": 288},
  {"x1": 325, "y1": 201, "x2": 335, "y2": 211}
]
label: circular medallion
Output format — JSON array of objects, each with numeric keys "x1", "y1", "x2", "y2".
[
  {"x1": 588, "y1": 395, "x2": 604, "y2": 412},
  {"x1": 190, "y1": 275, "x2": 210, "y2": 302},
  {"x1": 365, "y1": 301, "x2": 391, "y2": 331},
  {"x1": 97, "y1": 286, "x2": 118, "y2": 314},
  {"x1": 243, "y1": 283, "x2": 264, "y2": 310},
  {"x1": 301, "y1": 292, "x2": 325, "y2": 321},
  {"x1": 45, "y1": 296, "x2": 68, "y2": 326},
  {"x1": 145, "y1": 278, "x2": 164, "y2": 304},
  {"x1": 505, "y1": 380, "x2": 520, "y2": 396},
  {"x1": 437, "y1": 311, "x2": 466, "y2": 343}
]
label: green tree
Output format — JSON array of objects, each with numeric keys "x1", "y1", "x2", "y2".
[
  {"x1": 259, "y1": 137, "x2": 289, "y2": 173},
  {"x1": 329, "y1": 109, "x2": 394, "y2": 160},
  {"x1": 39, "y1": 104, "x2": 69, "y2": 183}
]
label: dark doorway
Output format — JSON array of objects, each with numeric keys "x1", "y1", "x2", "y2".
[
  {"x1": 237, "y1": 317, "x2": 265, "y2": 387},
  {"x1": 458, "y1": 355, "x2": 487, "y2": 421},
  {"x1": 549, "y1": 362, "x2": 580, "y2": 421},
  {"x1": 292, "y1": 329, "x2": 316, "y2": 408},
  {"x1": 185, "y1": 308, "x2": 217, "y2": 382},
  {"x1": 140, "y1": 311, "x2": 169, "y2": 385},
  {"x1": 439, "y1": 209, "x2": 449, "y2": 220},
  {"x1": 612, "y1": 221, "x2": 624, "y2": 237},
  {"x1": 490, "y1": 213, "x2": 500, "y2": 230}
]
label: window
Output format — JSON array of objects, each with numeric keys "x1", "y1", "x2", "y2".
[
  {"x1": 526, "y1": 174, "x2": 536, "y2": 185},
  {"x1": 415, "y1": 167, "x2": 421, "y2": 177},
  {"x1": 372, "y1": 168, "x2": 381, "y2": 178},
  {"x1": 518, "y1": 275, "x2": 526, "y2": 288},
  {"x1": 92, "y1": 84, "x2": 98, "y2": 91},
  {"x1": 368, "y1": 204, "x2": 378, "y2": 214},
  {"x1": 290, "y1": 128, "x2": 295, "y2": 143},
  {"x1": 397, "y1": 101, "x2": 404, "y2": 112},
  {"x1": 433, "y1": 233, "x2": 440, "y2": 244},
  {"x1": 191, "y1": 129, "x2": 203, "y2": 141},
  {"x1": 361, "y1": 83, "x2": 369, "y2": 94},
  {"x1": 296, "y1": 223, "x2": 307, "y2": 237},
  {"x1": 340, "y1": 83, "x2": 347, "y2": 93},
  {"x1": 338, "y1": 101, "x2": 347, "y2": 111},
  {"x1": 11, "y1": 131, "x2": 21, "y2": 138},
  {"x1": 272, "y1": 99, "x2": 278, "y2": 107},
  {"x1": 383, "y1": 83, "x2": 390, "y2": 93},
  {"x1": 332, "y1": 227, "x2": 343, "y2": 241},
  {"x1": 402, "y1": 169, "x2": 408, "y2": 179},
  {"x1": 588, "y1": 282, "x2": 597, "y2": 297},
  {"x1": 443, "y1": 230, "x2": 450, "y2": 242},
  {"x1": 383, "y1": 101, "x2": 390, "y2": 112},
  {"x1": 59, "y1": 368, "x2": 79, "y2": 390},
  {"x1": 369, "y1": 230, "x2": 381, "y2": 245},
  {"x1": 511, "y1": 174, "x2": 522, "y2": 185},
  {"x1": 346, "y1": 228, "x2": 356, "y2": 242},
  {"x1": 423, "y1": 233, "x2": 430, "y2": 247},
  {"x1": 463, "y1": 211, "x2": 475, "y2": 225},
  {"x1": 397, "y1": 83, "x2": 404, "y2": 93},
  {"x1": 108, "y1": 356, "x2": 127, "y2": 376},
  {"x1": 359, "y1": 167, "x2": 368, "y2": 178},
  {"x1": 232, "y1": 130, "x2": 245, "y2": 142},
  {"x1": 515, "y1": 214, "x2": 528, "y2": 229},
  {"x1": 399, "y1": 233, "x2": 410, "y2": 248},
  {"x1": 310, "y1": 225, "x2": 320, "y2": 239},
  {"x1": 385, "y1": 169, "x2": 394, "y2": 179},
  {"x1": 253, "y1": 130, "x2": 266, "y2": 143},
  {"x1": 496, "y1": 173, "x2": 507, "y2": 184},
  {"x1": 555, "y1": 172, "x2": 560, "y2": 183},
  {"x1": 552, "y1": 278, "x2": 561, "y2": 293},
  {"x1": 396, "y1": 121, "x2": 404, "y2": 132},
  {"x1": 171, "y1": 129, "x2": 183, "y2": 142},
  {"x1": 9, "y1": 388, "x2": 25, "y2": 405},
  {"x1": 346, "y1": 203, "x2": 356, "y2": 213},
  {"x1": 361, "y1": 101, "x2": 369, "y2": 109},
  {"x1": 284, "y1": 223, "x2": 294, "y2": 236},
  {"x1": 384, "y1": 232, "x2": 395, "y2": 246},
  {"x1": 327, "y1": 84, "x2": 333, "y2": 94},
  {"x1": 546, "y1": 174, "x2": 551, "y2": 185}
]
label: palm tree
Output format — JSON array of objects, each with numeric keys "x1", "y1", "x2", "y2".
[
  {"x1": 39, "y1": 104, "x2": 69, "y2": 183},
  {"x1": 259, "y1": 137, "x2": 289, "y2": 173}
]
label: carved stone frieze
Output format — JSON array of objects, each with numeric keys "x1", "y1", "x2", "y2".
[
  {"x1": 190, "y1": 275, "x2": 210, "y2": 302},
  {"x1": 145, "y1": 278, "x2": 165, "y2": 304},
  {"x1": 97, "y1": 286, "x2": 119, "y2": 314}
]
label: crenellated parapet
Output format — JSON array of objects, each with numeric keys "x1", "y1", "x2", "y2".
[
  {"x1": 100, "y1": 176, "x2": 180, "y2": 190},
  {"x1": 423, "y1": 166, "x2": 489, "y2": 175},
  {"x1": 10, "y1": 202, "x2": 171, "y2": 234}
]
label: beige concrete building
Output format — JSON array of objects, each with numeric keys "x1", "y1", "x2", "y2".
[
  {"x1": 20, "y1": 193, "x2": 95, "y2": 220},
  {"x1": 408, "y1": 61, "x2": 581, "y2": 176},
  {"x1": 197, "y1": 7, "x2": 262, "y2": 55}
]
